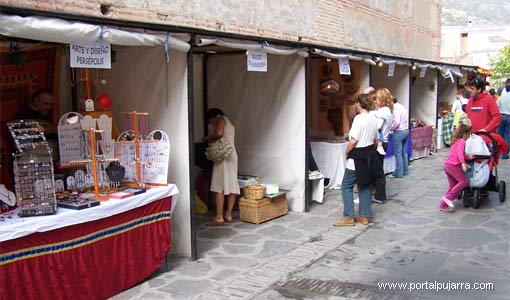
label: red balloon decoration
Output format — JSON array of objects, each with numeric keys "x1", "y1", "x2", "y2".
[{"x1": 96, "y1": 93, "x2": 112, "y2": 111}]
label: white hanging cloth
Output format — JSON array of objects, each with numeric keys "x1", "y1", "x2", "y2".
[
  {"x1": 0, "y1": 14, "x2": 190, "y2": 52},
  {"x1": 196, "y1": 36, "x2": 309, "y2": 57}
]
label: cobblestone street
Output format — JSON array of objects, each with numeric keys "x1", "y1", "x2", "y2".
[{"x1": 113, "y1": 149, "x2": 510, "y2": 300}]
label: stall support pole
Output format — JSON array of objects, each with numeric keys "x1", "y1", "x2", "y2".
[
  {"x1": 369, "y1": 65, "x2": 373, "y2": 87},
  {"x1": 408, "y1": 66, "x2": 413, "y2": 130},
  {"x1": 71, "y1": 68, "x2": 78, "y2": 112},
  {"x1": 188, "y1": 41, "x2": 198, "y2": 261},
  {"x1": 305, "y1": 57, "x2": 311, "y2": 212},
  {"x1": 436, "y1": 69, "x2": 441, "y2": 129},
  {"x1": 203, "y1": 54, "x2": 209, "y2": 138}
]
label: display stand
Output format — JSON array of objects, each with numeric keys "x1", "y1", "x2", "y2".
[
  {"x1": 115, "y1": 112, "x2": 170, "y2": 187},
  {"x1": 70, "y1": 128, "x2": 119, "y2": 201},
  {"x1": 7, "y1": 120, "x2": 57, "y2": 217},
  {"x1": 58, "y1": 112, "x2": 84, "y2": 167}
]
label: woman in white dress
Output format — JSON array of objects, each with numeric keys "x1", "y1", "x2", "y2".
[{"x1": 205, "y1": 108, "x2": 240, "y2": 225}]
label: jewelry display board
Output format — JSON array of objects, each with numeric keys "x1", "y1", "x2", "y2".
[
  {"x1": 58, "y1": 112, "x2": 84, "y2": 167},
  {"x1": 142, "y1": 130, "x2": 170, "y2": 184},
  {"x1": 114, "y1": 130, "x2": 170, "y2": 185},
  {"x1": 8, "y1": 120, "x2": 57, "y2": 217}
]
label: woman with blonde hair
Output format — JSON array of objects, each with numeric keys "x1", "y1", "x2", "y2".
[{"x1": 370, "y1": 88, "x2": 394, "y2": 203}]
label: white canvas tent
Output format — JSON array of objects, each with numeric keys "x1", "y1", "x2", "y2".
[
  {"x1": 0, "y1": 14, "x2": 193, "y2": 257},
  {"x1": 193, "y1": 48, "x2": 307, "y2": 212},
  {"x1": 371, "y1": 64, "x2": 411, "y2": 109},
  {"x1": 410, "y1": 68, "x2": 438, "y2": 127}
]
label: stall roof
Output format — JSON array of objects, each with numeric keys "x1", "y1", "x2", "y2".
[
  {"x1": 0, "y1": 6, "x2": 477, "y2": 71},
  {"x1": 0, "y1": 14, "x2": 190, "y2": 52},
  {"x1": 195, "y1": 36, "x2": 308, "y2": 57}
]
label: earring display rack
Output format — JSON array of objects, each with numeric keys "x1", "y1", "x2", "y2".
[
  {"x1": 115, "y1": 130, "x2": 170, "y2": 185},
  {"x1": 70, "y1": 128, "x2": 119, "y2": 201},
  {"x1": 58, "y1": 112, "x2": 84, "y2": 167},
  {"x1": 115, "y1": 112, "x2": 170, "y2": 186},
  {"x1": 8, "y1": 120, "x2": 57, "y2": 217}
]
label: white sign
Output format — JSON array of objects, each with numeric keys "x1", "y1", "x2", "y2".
[
  {"x1": 420, "y1": 67, "x2": 427, "y2": 78},
  {"x1": 338, "y1": 58, "x2": 351, "y2": 75},
  {"x1": 247, "y1": 49, "x2": 267, "y2": 72},
  {"x1": 70, "y1": 43, "x2": 111, "y2": 69},
  {"x1": 388, "y1": 63, "x2": 395, "y2": 77},
  {"x1": 85, "y1": 99, "x2": 95, "y2": 112}
]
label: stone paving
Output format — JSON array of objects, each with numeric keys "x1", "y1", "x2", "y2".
[{"x1": 112, "y1": 150, "x2": 510, "y2": 300}]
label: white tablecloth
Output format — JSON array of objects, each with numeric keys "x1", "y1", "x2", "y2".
[
  {"x1": 311, "y1": 142, "x2": 348, "y2": 189},
  {"x1": 0, "y1": 184, "x2": 179, "y2": 242},
  {"x1": 311, "y1": 142, "x2": 396, "y2": 189}
]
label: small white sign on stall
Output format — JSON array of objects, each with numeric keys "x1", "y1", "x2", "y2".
[
  {"x1": 338, "y1": 58, "x2": 351, "y2": 75},
  {"x1": 388, "y1": 63, "x2": 395, "y2": 77},
  {"x1": 70, "y1": 43, "x2": 111, "y2": 69},
  {"x1": 420, "y1": 67, "x2": 427, "y2": 78},
  {"x1": 247, "y1": 49, "x2": 267, "y2": 72}
]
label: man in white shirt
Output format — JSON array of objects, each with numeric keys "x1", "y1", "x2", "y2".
[{"x1": 334, "y1": 94, "x2": 378, "y2": 226}]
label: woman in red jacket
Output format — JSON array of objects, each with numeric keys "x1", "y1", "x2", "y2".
[{"x1": 465, "y1": 77, "x2": 502, "y2": 133}]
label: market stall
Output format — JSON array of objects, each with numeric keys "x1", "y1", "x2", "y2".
[
  {"x1": 371, "y1": 62, "x2": 410, "y2": 109},
  {"x1": 193, "y1": 39, "x2": 307, "y2": 212},
  {"x1": 0, "y1": 13, "x2": 191, "y2": 299}
]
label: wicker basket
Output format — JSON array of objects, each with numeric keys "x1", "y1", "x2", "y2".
[{"x1": 244, "y1": 185, "x2": 266, "y2": 200}]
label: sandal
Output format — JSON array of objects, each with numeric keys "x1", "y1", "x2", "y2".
[
  {"x1": 206, "y1": 218, "x2": 225, "y2": 226},
  {"x1": 224, "y1": 217, "x2": 233, "y2": 223}
]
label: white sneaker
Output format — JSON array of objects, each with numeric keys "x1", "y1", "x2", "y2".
[
  {"x1": 354, "y1": 198, "x2": 359, "y2": 204},
  {"x1": 443, "y1": 197, "x2": 454, "y2": 208}
]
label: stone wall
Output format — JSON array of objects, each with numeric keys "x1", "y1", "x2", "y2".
[{"x1": 2, "y1": 0, "x2": 441, "y2": 59}]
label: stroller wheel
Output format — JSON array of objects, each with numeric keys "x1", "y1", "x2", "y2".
[
  {"x1": 472, "y1": 189, "x2": 481, "y2": 209},
  {"x1": 498, "y1": 181, "x2": 506, "y2": 203},
  {"x1": 462, "y1": 190, "x2": 470, "y2": 208}
]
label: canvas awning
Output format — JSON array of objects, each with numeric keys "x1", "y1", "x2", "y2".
[{"x1": 0, "y1": 14, "x2": 190, "y2": 52}]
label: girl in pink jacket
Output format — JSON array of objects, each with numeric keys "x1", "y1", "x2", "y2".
[{"x1": 440, "y1": 123, "x2": 473, "y2": 212}]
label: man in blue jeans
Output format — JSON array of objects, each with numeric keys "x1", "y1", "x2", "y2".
[
  {"x1": 391, "y1": 99, "x2": 409, "y2": 177},
  {"x1": 334, "y1": 94, "x2": 378, "y2": 226},
  {"x1": 497, "y1": 79, "x2": 510, "y2": 159}
]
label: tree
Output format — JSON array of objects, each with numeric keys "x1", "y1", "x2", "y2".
[{"x1": 489, "y1": 43, "x2": 510, "y2": 85}]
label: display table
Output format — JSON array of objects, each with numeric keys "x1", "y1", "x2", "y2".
[
  {"x1": 410, "y1": 126, "x2": 433, "y2": 160},
  {"x1": 311, "y1": 141, "x2": 398, "y2": 189},
  {"x1": 310, "y1": 141, "x2": 348, "y2": 189},
  {"x1": 0, "y1": 185, "x2": 178, "y2": 300}
]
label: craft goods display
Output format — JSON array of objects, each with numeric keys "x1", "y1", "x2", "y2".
[
  {"x1": 115, "y1": 112, "x2": 170, "y2": 186},
  {"x1": 58, "y1": 112, "x2": 85, "y2": 167},
  {"x1": 70, "y1": 128, "x2": 119, "y2": 201},
  {"x1": 8, "y1": 120, "x2": 57, "y2": 217}
]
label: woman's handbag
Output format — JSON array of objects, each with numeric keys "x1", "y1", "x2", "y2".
[{"x1": 205, "y1": 137, "x2": 233, "y2": 163}]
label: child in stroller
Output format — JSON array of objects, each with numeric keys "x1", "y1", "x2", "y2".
[{"x1": 462, "y1": 131, "x2": 507, "y2": 209}]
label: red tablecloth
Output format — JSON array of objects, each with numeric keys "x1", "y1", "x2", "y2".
[{"x1": 0, "y1": 196, "x2": 172, "y2": 300}]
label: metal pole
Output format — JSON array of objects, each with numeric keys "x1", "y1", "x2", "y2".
[
  {"x1": 304, "y1": 57, "x2": 311, "y2": 212},
  {"x1": 187, "y1": 38, "x2": 198, "y2": 261}
]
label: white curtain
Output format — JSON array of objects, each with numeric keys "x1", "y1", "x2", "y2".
[
  {"x1": 371, "y1": 65, "x2": 411, "y2": 110},
  {"x1": 411, "y1": 70, "x2": 438, "y2": 126},
  {"x1": 101, "y1": 46, "x2": 191, "y2": 256},
  {"x1": 207, "y1": 54, "x2": 306, "y2": 212}
]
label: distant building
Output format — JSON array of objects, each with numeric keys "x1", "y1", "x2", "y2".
[{"x1": 441, "y1": 25, "x2": 510, "y2": 69}]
